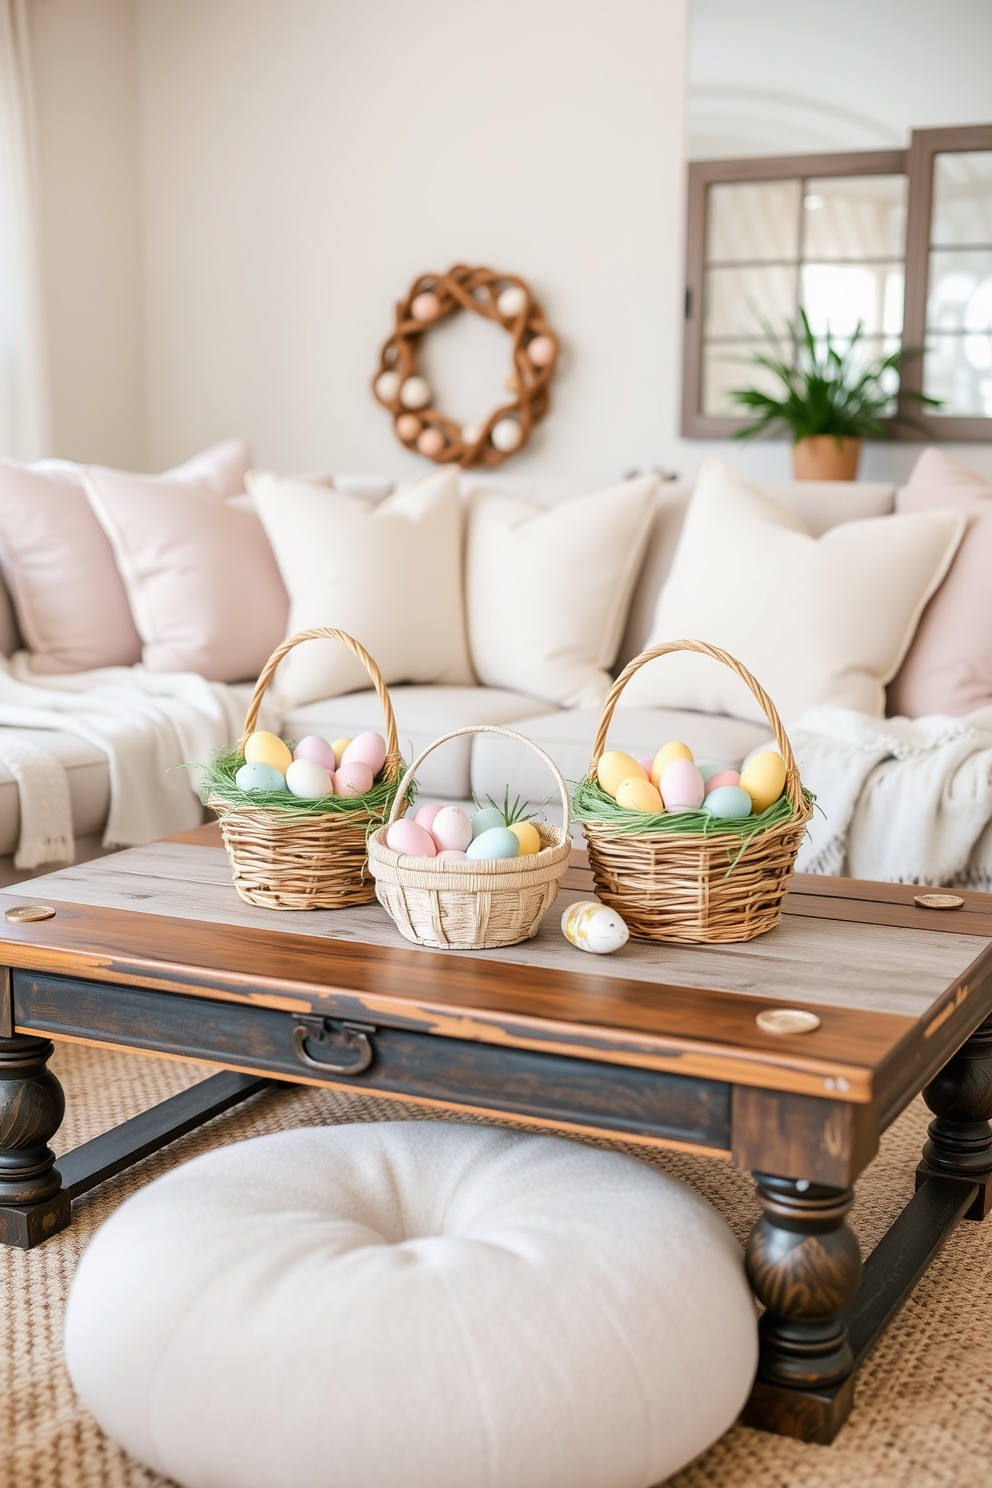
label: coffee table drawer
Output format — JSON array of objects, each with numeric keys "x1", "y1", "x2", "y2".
[{"x1": 15, "y1": 970, "x2": 731, "y2": 1153}]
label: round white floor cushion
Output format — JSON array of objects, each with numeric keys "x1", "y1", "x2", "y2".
[{"x1": 65, "y1": 1122, "x2": 757, "y2": 1488}]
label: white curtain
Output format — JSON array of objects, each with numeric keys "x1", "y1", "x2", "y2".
[{"x1": 0, "y1": 0, "x2": 50, "y2": 460}]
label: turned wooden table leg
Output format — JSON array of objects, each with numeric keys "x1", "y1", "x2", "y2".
[
  {"x1": 0, "y1": 1033, "x2": 70, "y2": 1247},
  {"x1": 740, "y1": 1175, "x2": 862, "y2": 1443},
  {"x1": 916, "y1": 1014, "x2": 992, "y2": 1221}
]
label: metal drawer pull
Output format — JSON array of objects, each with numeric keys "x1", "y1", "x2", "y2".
[{"x1": 292, "y1": 1016, "x2": 375, "y2": 1074}]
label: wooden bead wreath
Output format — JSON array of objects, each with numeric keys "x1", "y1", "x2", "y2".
[{"x1": 372, "y1": 264, "x2": 559, "y2": 467}]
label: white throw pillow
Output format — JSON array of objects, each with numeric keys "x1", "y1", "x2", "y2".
[
  {"x1": 248, "y1": 467, "x2": 474, "y2": 706},
  {"x1": 466, "y1": 476, "x2": 658, "y2": 708},
  {"x1": 623, "y1": 460, "x2": 964, "y2": 724}
]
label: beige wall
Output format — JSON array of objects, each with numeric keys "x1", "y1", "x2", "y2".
[
  {"x1": 134, "y1": 0, "x2": 689, "y2": 479},
  {"x1": 29, "y1": 0, "x2": 146, "y2": 467}
]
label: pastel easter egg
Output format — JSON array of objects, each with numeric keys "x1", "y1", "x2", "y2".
[
  {"x1": 597, "y1": 751, "x2": 647, "y2": 798},
  {"x1": 342, "y1": 732, "x2": 387, "y2": 776},
  {"x1": 466, "y1": 826, "x2": 520, "y2": 861},
  {"x1": 436, "y1": 849, "x2": 468, "y2": 865},
  {"x1": 526, "y1": 335, "x2": 555, "y2": 367},
  {"x1": 470, "y1": 806, "x2": 506, "y2": 838},
  {"x1": 235, "y1": 761, "x2": 286, "y2": 793},
  {"x1": 285, "y1": 758, "x2": 334, "y2": 800},
  {"x1": 293, "y1": 735, "x2": 338, "y2": 772},
  {"x1": 508, "y1": 820, "x2": 542, "y2": 855},
  {"x1": 330, "y1": 738, "x2": 352, "y2": 765},
  {"x1": 739, "y1": 751, "x2": 787, "y2": 813},
  {"x1": 333, "y1": 761, "x2": 374, "y2": 797},
  {"x1": 650, "y1": 741, "x2": 693, "y2": 789},
  {"x1": 400, "y1": 376, "x2": 431, "y2": 409},
  {"x1": 703, "y1": 785, "x2": 753, "y2": 820},
  {"x1": 698, "y1": 762, "x2": 726, "y2": 785},
  {"x1": 414, "y1": 803, "x2": 445, "y2": 832},
  {"x1": 385, "y1": 819, "x2": 437, "y2": 857},
  {"x1": 561, "y1": 900, "x2": 630, "y2": 955},
  {"x1": 638, "y1": 757, "x2": 654, "y2": 776},
  {"x1": 491, "y1": 417, "x2": 522, "y2": 453},
  {"x1": 411, "y1": 291, "x2": 441, "y2": 322},
  {"x1": 244, "y1": 730, "x2": 293, "y2": 776},
  {"x1": 660, "y1": 759, "x2": 705, "y2": 812},
  {"x1": 396, "y1": 413, "x2": 422, "y2": 440},
  {"x1": 375, "y1": 370, "x2": 401, "y2": 402},
  {"x1": 417, "y1": 427, "x2": 445, "y2": 457},
  {"x1": 615, "y1": 777, "x2": 664, "y2": 813},
  {"x1": 496, "y1": 285, "x2": 528, "y2": 318},
  {"x1": 431, "y1": 806, "x2": 473, "y2": 853},
  {"x1": 704, "y1": 769, "x2": 740, "y2": 796}
]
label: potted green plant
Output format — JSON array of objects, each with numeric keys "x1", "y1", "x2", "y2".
[{"x1": 728, "y1": 310, "x2": 939, "y2": 480}]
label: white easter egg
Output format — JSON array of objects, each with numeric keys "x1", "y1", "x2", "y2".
[
  {"x1": 400, "y1": 376, "x2": 431, "y2": 409},
  {"x1": 497, "y1": 285, "x2": 528, "y2": 318},
  {"x1": 561, "y1": 901, "x2": 630, "y2": 955},
  {"x1": 430, "y1": 806, "x2": 473, "y2": 853},
  {"x1": 491, "y1": 417, "x2": 522, "y2": 452},
  {"x1": 375, "y1": 370, "x2": 401, "y2": 402},
  {"x1": 286, "y1": 758, "x2": 334, "y2": 800}
]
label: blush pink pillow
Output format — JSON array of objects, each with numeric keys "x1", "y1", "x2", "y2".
[
  {"x1": 887, "y1": 449, "x2": 992, "y2": 718},
  {"x1": 82, "y1": 459, "x2": 288, "y2": 682},
  {"x1": 0, "y1": 439, "x2": 253, "y2": 674}
]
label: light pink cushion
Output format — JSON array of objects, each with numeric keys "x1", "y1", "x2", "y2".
[
  {"x1": 0, "y1": 440, "x2": 253, "y2": 675},
  {"x1": 82, "y1": 458, "x2": 288, "y2": 683},
  {"x1": 888, "y1": 449, "x2": 992, "y2": 718}
]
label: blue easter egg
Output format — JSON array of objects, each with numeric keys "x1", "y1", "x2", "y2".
[
  {"x1": 470, "y1": 807, "x2": 506, "y2": 838},
  {"x1": 465, "y1": 826, "x2": 520, "y2": 860},
  {"x1": 235, "y1": 760, "x2": 287, "y2": 792},
  {"x1": 703, "y1": 784, "x2": 753, "y2": 819}
]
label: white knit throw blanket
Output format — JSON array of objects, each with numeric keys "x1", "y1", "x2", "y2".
[
  {"x1": 789, "y1": 704, "x2": 992, "y2": 890},
  {"x1": 0, "y1": 655, "x2": 274, "y2": 863}
]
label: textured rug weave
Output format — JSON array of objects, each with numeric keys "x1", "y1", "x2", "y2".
[{"x1": 1, "y1": 1040, "x2": 990, "y2": 1488}]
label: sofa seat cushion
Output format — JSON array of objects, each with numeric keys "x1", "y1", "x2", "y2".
[
  {"x1": 281, "y1": 685, "x2": 555, "y2": 799},
  {"x1": 0, "y1": 728, "x2": 110, "y2": 858},
  {"x1": 470, "y1": 705, "x2": 772, "y2": 808},
  {"x1": 64, "y1": 1121, "x2": 757, "y2": 1488}
]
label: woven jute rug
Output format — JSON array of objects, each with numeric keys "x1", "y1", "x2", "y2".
[{"x1": 2, "y1": 1041, "x2": 990, "y2": 1488}]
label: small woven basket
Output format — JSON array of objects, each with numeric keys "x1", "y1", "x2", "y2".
[
  {"x1": 367, "y1": 726, "x2": 572, "y2": 950},
  {"x1": 209, "y1": 627, "x2": 400, "y2": 911},
  {"x1": 581, "y1": 640, "x2": 812, "y2": 944}
]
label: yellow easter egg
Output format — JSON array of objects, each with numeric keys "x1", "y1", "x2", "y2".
[
  {"x1": 508, "y1": 821, "x2": 542, "y2": 855},
  {"x1": 330, "y1": 737, "x2": 352, "y2": 768},
  {"x1": 650, "y1": 740, "x2": 693, "y2": 789},
  {"x1": 244, "y1": 730, "x2": 293, "y2": 775},
  {"x1": 597, "y1": 751, "x2": 647, "y2": 798},
  {"x1": 615, "y1": 776, "x2": 664, "y2": 813},
  {"x1": 739, "y1": 750, "x2": 787, "y2": 813}
]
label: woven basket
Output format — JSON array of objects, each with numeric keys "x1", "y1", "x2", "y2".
[
  {"x1": 367, "y1": 726, "x2": 572, "y2": 950},
  {"x1": 209, "y1": 628, "x2": 400, "y2": 911},
  {"x1": 581, "y1": 640, "x2": 812, "y2": 944}
]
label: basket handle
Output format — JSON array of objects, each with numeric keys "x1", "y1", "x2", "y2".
[
  {"x1": 587, "y1": 640, "x2": 804, "y2": 812},
  {"x1": 386, "y1": 725, "x2": 571, "y2": 835},
  {"x1": 239, "y1": 627, "x2": 400, "y2": 781}
]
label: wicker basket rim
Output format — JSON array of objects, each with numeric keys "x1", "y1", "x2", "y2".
[
  {"x1": 367, "y1": 821, "x2": 569, "y2": 876},
  {"x1": 579, "y1": 792, "x2": 813, "y2": 848}
]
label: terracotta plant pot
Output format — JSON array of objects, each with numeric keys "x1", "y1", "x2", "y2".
[{"x1": 791, "y1": 435, "x2": 862, "y2": 481}]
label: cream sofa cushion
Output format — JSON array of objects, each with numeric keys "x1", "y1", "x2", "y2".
[
  {"x1": 466, "y1": 476, "x2": 658, "y2": 709},
  {"x1": 249, "y1": 468, "x2": 475, "y2": 708},
  {"x1": 65, "y1": 1122, "x2": 757, "y2": 1488},
  {"x1": 623, "y1": 461, "x2": 963, "y2": 725}
]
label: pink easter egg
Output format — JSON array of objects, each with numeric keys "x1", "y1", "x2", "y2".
[
  {"x1": 430, "y1": 806, "x2": 473, "y2": 853},
  {"x1": 411, "y1": 291, "x2": 441, "y2": 322},
  {"x1": 385, "y1": 819, "x2": 437, "y2": 857},
  {"x1": 417, "y1": 427, "x2": 445, "y2": 458},
  {"x1": 638, "y1": 758, "x2": 654, "y2": 775},
  {"x1": 341, "y1": 732, "x2": 387, "y2": 776},
  {"x1": 397, "y1": 413, "x2": 422, "y2": 440},
  {"x1": 660, "y1": 758, "x2": 705, "y2": 812},
  {"x1": 436, "y1": 849, "x2": 468, "y2": 864},
  {"x1": 293, "y1": 735, "x2": 338, "y2": 772},
  {"x1": 333, "y1": 761, "x2": 374, "y2": 797},
  {"x1": 414, "y1": 803, "x2": 445, "y2": 831},
  {"x1": 704, "y1": 769, "x2": 741, "y2": 796},
  {"x1": 526, "y1": 335, "x2": 555, "y2": 367}
]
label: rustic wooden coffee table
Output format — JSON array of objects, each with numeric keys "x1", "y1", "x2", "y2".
[{"x1": 0, "y1": 824, "x2": 990, "y2": 1445}]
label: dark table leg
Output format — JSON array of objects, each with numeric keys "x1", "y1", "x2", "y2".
[
  {"x1": 916, "y1": 1013, "x2": 992, "y2": 1219},
  {"x1": 0, "y1": 1033, "x2": 70, "y2": 1247},
  {"x1": 740, "y1": 1176, "x2": 862, "y2": 1444}
]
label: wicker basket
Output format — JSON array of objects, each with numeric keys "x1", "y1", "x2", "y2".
[
  {"x1": 367, "y1": 726, "x2": 572, "y2": 950},
  {"x1": 209, "y1": 628, "x2": 400, "y2": 910},
  {"x1": 581, "y1": 640, "x2": 812, "y2": 944}
]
